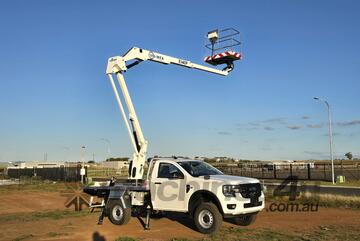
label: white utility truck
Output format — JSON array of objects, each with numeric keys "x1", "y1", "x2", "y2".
[{"x1": 84, "y1": 29, "x2": 265, "y2": 234}]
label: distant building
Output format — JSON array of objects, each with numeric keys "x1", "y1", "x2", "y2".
[
  {"x1": 101, "y1": 160, "x2": 129, "y2": 169},
  {"x1": 215, "y1": 157, "x2": 232, "y2": 162},
  {"x1": 6, "y1": 161, "x2": 82, "y2": 169},
  {"x1": 265, "y1": 160, "x2": 315, "y2": 170},
  {"x1": 194, "y1": 156, "x2": 206, "y2": 160}
]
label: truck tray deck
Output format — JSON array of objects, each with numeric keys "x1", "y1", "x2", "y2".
[{"x1": 83, "y1": 183, "x2": 148, "y2": 198}]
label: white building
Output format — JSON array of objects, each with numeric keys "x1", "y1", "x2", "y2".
[{"x1": 101, "y1": 160, "x2": 129, "y2": 169}]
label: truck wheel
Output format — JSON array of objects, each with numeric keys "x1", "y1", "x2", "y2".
[
  {"x1": 108, "y1": 200, "x2": 131, "y2": 225},
  {"x1": 233, "y1": 213, "x2": 257, "y2": 226},
  {"x1": 194, "y1": 202, "x2": 222, "y2": 234}
]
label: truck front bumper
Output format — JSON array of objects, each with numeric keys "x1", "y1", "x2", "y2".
[{"x1": 221, "y1": 193, "x2": 265, "y2": 217}]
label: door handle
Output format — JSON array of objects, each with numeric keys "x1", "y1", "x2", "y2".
[{"x1": 154, "y1": 182, "x2": 162, "y2": 185}]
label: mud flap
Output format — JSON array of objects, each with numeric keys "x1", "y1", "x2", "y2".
[{"x1": 98, "y1": 186, "x2": 129, "y2": 225}]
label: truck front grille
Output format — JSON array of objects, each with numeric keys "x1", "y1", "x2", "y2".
[
  {"x1": 239, "y1": 183, "x2": 261, "y2": 198},
  {"x1": 239, "y1": 183, "x2": 262, "y2": 208}
]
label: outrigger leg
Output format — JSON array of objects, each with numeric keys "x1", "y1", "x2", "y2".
[
  {"x1": 144, "y1": 205, "x2": 151, "y2": 230},
  {"x1": 98, "y1": 206, "x2": 105, "y2": 225}
]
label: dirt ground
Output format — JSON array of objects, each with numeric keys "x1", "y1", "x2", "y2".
[{"x1": 0, "y1": 190, "x2": 359, "y2": 241}]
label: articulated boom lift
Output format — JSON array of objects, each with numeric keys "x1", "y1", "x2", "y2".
[
  {"x1": 84, "y1": 30, "x2": 268, "y2": 234},
  {"x1": 106, "y1": 30, "x2": 240, "y2": 181}
]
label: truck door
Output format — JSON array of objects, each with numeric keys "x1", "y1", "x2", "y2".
[{"x1": 150, "y1": 162, "x2": 187, "y2": 211}]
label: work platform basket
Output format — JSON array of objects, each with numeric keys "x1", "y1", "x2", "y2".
[{"x1": 204, "y1": 28, "x2": 242, "y2": 67}]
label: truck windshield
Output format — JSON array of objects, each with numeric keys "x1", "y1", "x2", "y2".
[{"x1": 177, "y1": 161, "x2": 223, "y2": 177}]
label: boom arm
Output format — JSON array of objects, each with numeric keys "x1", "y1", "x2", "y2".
[{"x1": 106, "y1": 47, "x2": 232, "y2": 180}]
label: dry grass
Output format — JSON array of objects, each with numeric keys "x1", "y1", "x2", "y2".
[
  {"x1": 299, "y1": 192, "x2": 360, "y2": 209},
  {"x1": 171, "y1": 225, "x2": 360, "y2": 241},
  {"x1": 0, "y1": 181, "x2": 81, "y2": 193},
  {"x1": 0, "y1": 209, "x2": 94, "y2": 223},
  {"x1": 300, "y1": 180, "x2": 360, "y2": 187},
  {"x1": 266, "y1": 191, "x2": 360, "y2": 209}
]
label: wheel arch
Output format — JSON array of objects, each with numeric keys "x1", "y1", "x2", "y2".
[{"x1": 188, "y1": 190, "x2": 223, "y2": 216}]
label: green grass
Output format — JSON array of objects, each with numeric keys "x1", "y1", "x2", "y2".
[
  {"x1": 304, "y1": 180, "x2": 360, "y2": 187},
  {"x1": 205, "y1": 227, "x2": 306, "y2": 241},
  {"x1": 0, "y1": 163, "x2": 8, "y2": 168},
  {"x1": 0, "y1": 181, "x2": 82, "y2": 193},
  {"x1": 171, "y1": 226, "x2": 360, "y2": 241},
  {"x1": 11, "y1": 234, "x2": 34, "y2": 241},
  {"x1": 171, "y1": 239, "x2": 193, "y2": 241},
  {"x1": 0, "y1": 209, "x2": 94, "y2": 223},
  {"x1": 114, "y1": 237, "x2": 138, "y2": 241},
  {"x1": 304, "y1": 225, "x2": 360, "y2": 241},
  {"x1": 263, "y1": 179, "x2": 360, "y2": 187},
  {"x1": 47, "y1": 232, "x2": 69, "y2": 237},
  {"x1": 172, "y1": 228, "x2": 305, "y2": 241},
  {"x1": 299, "y1": 192, "x2": 360, "y2": 209},
  {"x1": 265, "y1": 190, "x2": 360, "y2": 210}
]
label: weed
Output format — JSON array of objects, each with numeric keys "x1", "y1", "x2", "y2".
[
  {"x1": 114, "y1": 237, "x2": 138, "y2": 241},
  {"x1": 0, "y1": 209, "x2": 93, "y2": 223},
  {"x1": 47, "y1": 232, "x2": 68, "y2": 237},
  {"x1": 12, "y1": 234, "x2": 34, "y2": 241}
]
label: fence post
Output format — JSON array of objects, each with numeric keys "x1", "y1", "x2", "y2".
[
  {"x1": 307, "y1": 163, "x2": 311, "y2": 180},
  {"x1": 273, "y1": 164, "x2": 277, "y2": 179},
  {"x1": 64, "y1": 165, "x2": 67, "y2": 182},
  {"x1": 323, "y1": 164, "x2": 326, "y2": 181},
  {"x1": 341, "y1": 160, "x2": 343, "y2": 175},
  {"x1": 85, "y1": 166, "x2": 88, "y2": 182},
  {"x1": 261, "y1": 165, "x2": 264, "y2": 179},
  {"x1": 290, "y1": 164, "x2": 293, "y2": 178}
]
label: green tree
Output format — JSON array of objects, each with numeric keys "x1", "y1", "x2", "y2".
[
  {"x1": 345, "y1": 152, "x2": 353, "y2": 160},
  {"x1": 106, "y1": 157, "x2": 129, "y2": 162}
]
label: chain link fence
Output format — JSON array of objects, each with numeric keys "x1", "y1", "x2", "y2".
[
  {"x1": 6, "y1": 165, "x2": 82, "y2": 182},
  {"x1": 5, "y1": 162, "x2": 360, "y2": 182}
]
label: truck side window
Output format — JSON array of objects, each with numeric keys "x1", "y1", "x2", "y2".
[{"x1": 158, "y1": 163, "x2": 183, "y2": 179}]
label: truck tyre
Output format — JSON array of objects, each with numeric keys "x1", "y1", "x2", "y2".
[
  {"x1": 194, "y1": 202, "x2": 222, "y2": 234},
  {"x1": 233, "y1": 213, "x2": 257, "y2": 226},
  {"x1": 108, "y1": 200, "x2": 131, "y2": 225}
]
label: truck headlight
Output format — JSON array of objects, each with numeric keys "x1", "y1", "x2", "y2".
[
  {"x1": 261, "y1": 183, "x2": 267, "y2": 193},
  {"x1": 222, "y1": 185, "x2": 240, "y2": 197}
]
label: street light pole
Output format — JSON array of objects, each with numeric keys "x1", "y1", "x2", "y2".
[
  {"x1": 80, "y1": 146, "x2": 86, "y2": 184},
  {"x1": 314, "y1": 97, "x2": 335, "y2": 184}
]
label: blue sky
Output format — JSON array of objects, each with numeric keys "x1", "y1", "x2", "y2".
[{"x1": 0, "y1": 0, "x2": 359, "y2": 162}]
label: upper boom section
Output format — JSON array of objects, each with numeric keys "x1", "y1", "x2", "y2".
[{"x1": 106, "y1": 47, "x2": 231, "y2": 76}]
